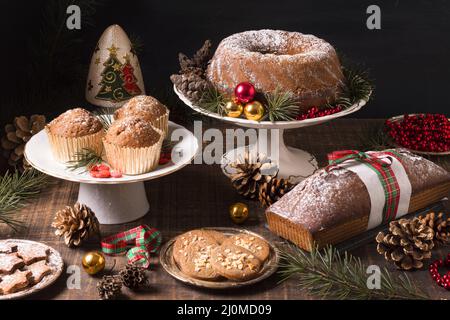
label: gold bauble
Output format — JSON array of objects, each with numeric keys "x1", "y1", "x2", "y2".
[
  {"x1": 225, "y1": 100, "x2": 243, "y2": 118},
  {"x1": 82, "y1": 251, "x2": 105, "y2": 275},
  {"x1": 244, "y1": 101, "x2": 265, "y2": 121},
  {"x1": 229, "y1": 202, "x2": 249, "y2": 224}
]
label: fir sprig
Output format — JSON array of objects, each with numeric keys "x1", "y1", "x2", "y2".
[
  {"x1": 66, "y1": 148, "x2": 103, "y2": 172},
  {"x1": 359, "y1": 123, "x2": 393, "y2": 151},
  {"x1": 0, "y1": 170, "x2": 49, "y2": 230},
  {"x1": 263, "y1": 88, "x2": 299, "y2": 122},
  {"x1": 198, "y1": 86, "x2": 227, "y2": 116},
  {"x1": 331, "y1": 67, "x2": 373, "y2": 109},
  {"x1": 279, "y1": 245, "x2": 428, "y2": 300}
]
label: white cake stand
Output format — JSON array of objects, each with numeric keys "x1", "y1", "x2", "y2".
[
  {"x1": 24, "y1": 121, "x2": 199, "y2": 224},
  {"x1": 174, "y1": 86, "x2": 369, "y2": 183}
]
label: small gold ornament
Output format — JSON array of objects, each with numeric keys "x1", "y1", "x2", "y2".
[
  {"x1": 82, "y1": 251, "x2": 106, "y2": 275},
  {"x1": 244, "y1": 101, "x2": 265, "y2": 121},
  {"x1": 229, "y1": 202, "x2": 249, "y2": 224},
  {"x1": 225, "y1": 100, "x2": 243, "y2": 118}
]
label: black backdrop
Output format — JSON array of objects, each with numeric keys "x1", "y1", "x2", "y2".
[{"x1": 1, "y1": 0, "x2": 450, "y2": 123}]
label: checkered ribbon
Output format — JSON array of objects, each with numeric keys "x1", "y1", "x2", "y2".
[
  {"x1": 327, "y1": 149, "x2": 403, "y2": 224},
  {"x1": 101, "y1": 225, "x2": 162, "y2": 269}
]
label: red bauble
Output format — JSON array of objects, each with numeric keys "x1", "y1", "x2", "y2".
[{"x1": 234, "y1": 82, "x2": 256, "y2": 103}]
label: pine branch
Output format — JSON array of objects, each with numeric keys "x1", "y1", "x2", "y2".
[
  {"x1": 0, "y1": 170, "x2": 49, "y2": 230},
  {"x1": 198, "y1": 86, "x2": 227, "y2": 116},
  {"x1": 278, "y1": 245, "x2": 429, "y2": 300},
  {"x1": 263, "y1": 88, "x2": 299, "y2": 122},
  {"x1": 359, "y1": 123, "x2": 393, "y2": 151},
  {"x1": 331, "y1": 67, "x2": 373, "y2": 109},
  {"x1": 66, "y1": 148, "x2": 103, "y2": 171}
]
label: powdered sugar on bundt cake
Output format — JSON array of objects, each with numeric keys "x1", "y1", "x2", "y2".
[{"x1": 207, "y1": 30, "x2": 345, "y2": 110}]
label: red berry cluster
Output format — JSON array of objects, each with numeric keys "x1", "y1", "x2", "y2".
[
  {"x1": 296, "y1": 105, "x2": 343, "y2": 120},
  {"x1": 159, "y1": 151, "x2": 172, "y2": 165},
  {"x1": 89, "y1": 164, "x2": 122, "y2": 179},
  {"x1": 429, "y1": 254, "x2": 450, "y2": 290},
  {"x1": 385, "y1": 114, "x2": 450, "y2": 153}
]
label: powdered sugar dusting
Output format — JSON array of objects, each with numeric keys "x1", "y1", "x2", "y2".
[{"x1": 206, "y1": 29, "x2": 344, "y2": 108}]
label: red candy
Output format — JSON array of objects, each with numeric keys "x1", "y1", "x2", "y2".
[
  {"x1": 296, "y1": 105, "x2": 343, "y2": 120},
  {"x1": 159, "y1": 152, "x2": 171, "y2": 165},
  {"x1": 89, "y1": 164, "x2": 120, "y2": 179},
  {"x1": 386, "y1": 114, "x2": 450, "y2": 153},
  {"x1": 110, "y1": 170, "x2": 123, "y2": 178}
]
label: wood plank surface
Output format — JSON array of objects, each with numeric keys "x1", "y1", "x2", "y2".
[{"x1": 0, "y1": 119, "x2": 449, "y2": 300}]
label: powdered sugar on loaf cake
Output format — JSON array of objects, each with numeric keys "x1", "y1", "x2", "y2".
[{"x1": 207, "y1": 29, "x2": 345, "y2": 110}]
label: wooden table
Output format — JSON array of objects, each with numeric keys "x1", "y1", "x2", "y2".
[{"x1": 1, "y1": 119, "x2": 449, "y2": 300}]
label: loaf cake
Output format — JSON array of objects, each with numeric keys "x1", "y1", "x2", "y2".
[
  {"x1": 206, "y1": 29, "x2": 344, "y2": 110},
  {"x1": 266, "y1": 149, "x2": 450, "y2": 251}
]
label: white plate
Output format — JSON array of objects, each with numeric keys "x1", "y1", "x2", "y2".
[{"x1": 24, "y1": 121, "x2": 199, "y2": 184}]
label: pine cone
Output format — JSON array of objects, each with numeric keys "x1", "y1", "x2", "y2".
[
  {"x1": 258, "y1": 175, "x2": 295, "y2": 207},
  {"x1": 51, "y1": 202, "x2": 100, "y2": 247},
  {"x1": 417, "y1": 211, "x2": 450, "y2": 245},
  {"x1": 97, "y1": 275, "x2": 122, "y2": 300},
  {"x1": 178, "y1": 40, "x2": 212, "y2": 72},
  {"x1": 376, "y1": 217, "x2": 434, "y2": 270},
  {"x1": 229, "y1": 151, "x2": 276, "y2": 199},
  {"x1": 119, "y1": 263, "x2": 148, "y2": 289},
  {"x1": 171, "y1": 73, "x2": 210, "y2": 103},
  {"x1": 1, "y1": 115, "x2": 46, "y2": 172}
]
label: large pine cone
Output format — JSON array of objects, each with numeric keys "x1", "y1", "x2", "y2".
[
  {"x1": 171, "y1": 73, "x2": 210, "y2": 103},
  {"x1": 376, "y1": 217, "x2": 434, "y2": 270},
  {"x1": 418, "y1": 211, "x2": 449, "y2": 245},
  {"x1": 97, "y1": 275, "x2": 122, "y2": 300},
  {"x1": 1, "y1": 115, "x2": 46, "y2": 171},
  {"x1": 51, "y1": 203, "x2": 100, "y2": 247},
  {"x1": 171, "y1": 40, "x2": 212, "y2": 103},
  {"x1": 229, "y1": 151, "x2": 276, "y2": 200},
  {"x1": 258, "y1": 175, "x2": 295, "y2": 207},
  {"x1": 119, "y1": 263, "x2": 148, "y2": 289}
]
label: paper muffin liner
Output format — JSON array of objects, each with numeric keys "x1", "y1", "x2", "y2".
[
  {"x1": 152, "y1": 109, "x2": 170, "y2": 138},
  {"x1": 103, "y1": 128, "x2": 164, "y2": 175},
  {"x1": 45, "y1": 127, "x2": 104, "y2": 163}
]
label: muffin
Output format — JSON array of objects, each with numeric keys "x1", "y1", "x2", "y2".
[
  {"x1": 103, "y1": 117, "x2": 163, "y2": 175},
  {"x1": 114, "y1": 95, "x2": 169, "y2": 136},
  {"x1": 45, "y1": 108, "x2": 104, "y2": 162}
]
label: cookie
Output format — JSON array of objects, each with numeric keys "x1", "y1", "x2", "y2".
[
  {"x1": 173, "y1": 230, "x2": 218, "y2": 265},
  {"x1": 0, "y1": 270, "x2": 31, "y2": 295},
  {"x1": 204, "y1": 230, "x2": 228, "y2": 244},
  {"x1": 0, "y1": 253, "x2": 24, "y2": 274},
  {"x1": 176, "y1": 243, "x2": 221, "y2": 281},
  {"x1": 26, "y1": 260, "x2": 52, "y2": 284},
  {"x1": 223, "y1": 234, "x2": 270, "y2": 262},
  {"x1": 0, "y1": 243, "x2": 17, "y2": 254},
  {"x1": 210, "y1": 244, "x2": 261, "y2": 281},
  {"x1": 16, "y1": 245, "x2": 49, "y2": 265}
]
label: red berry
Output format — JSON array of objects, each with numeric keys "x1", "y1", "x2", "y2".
[{"x1": 110, "y1": 170, "x2": 122, "y2": 178}]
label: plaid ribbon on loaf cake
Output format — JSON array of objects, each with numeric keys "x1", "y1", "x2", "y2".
[
  {"x1": 327, "y1": 149, "x2": 407, "y2": 225},
  {"x1": 101, "y1": 225, "x2": 162, "y2": 268}
]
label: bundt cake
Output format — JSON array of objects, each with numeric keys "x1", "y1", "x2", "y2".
[{"x1": 206, "y1": 30, "x2": 345, "y2": 109}]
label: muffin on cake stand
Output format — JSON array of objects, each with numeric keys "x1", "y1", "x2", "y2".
[{"x1": 25, "y1": 121, "x2": 199, "y2": 224}]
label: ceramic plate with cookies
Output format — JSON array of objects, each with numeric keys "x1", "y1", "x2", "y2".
[
  {"x1": 159, "y1": 228, "x2": 279, "y2": 289},
  {"x1": 0, "y1": 239, "x2": 64, "y2": 300}
]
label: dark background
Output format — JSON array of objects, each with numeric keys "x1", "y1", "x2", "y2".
[{"x1": 1, "y1": 0, "x2": 449, "y2": 124}]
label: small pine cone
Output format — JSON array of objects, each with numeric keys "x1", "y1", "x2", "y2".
[
  {"x1": 51, "y1": 202, "x2": 100, "y2": 247},
  {"x1": 97, "y1": 275, "x2": 122, "y2": 300},
  {"x1": 258, "y1": 175, "x2": 295, "y2": 207},
  {"x1": 1, "y1": 115, "x2": 46, "y2": 172},
  {"x1": 376, "y1": 217, "x2": 434, "y2": 270},
  {"x1": 417, "y1": 211, "x2": 450, "y2": 245},
  {"x1": 229, "y1": 151, "x2": 276, "y2": 200},
  {"x1": 119, "y1": 263, "x2": 148, "y2": 289},
  {"x1": 192, "y1": 40, "x2": 212, "y2": 69}
]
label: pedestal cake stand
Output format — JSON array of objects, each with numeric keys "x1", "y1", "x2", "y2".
[
  {"x1": 174, "y1": 86, "x2": 369, "y2": 183},
  {"x1": 24, "y1": 121, "x2": 199, "y2": 224}
]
